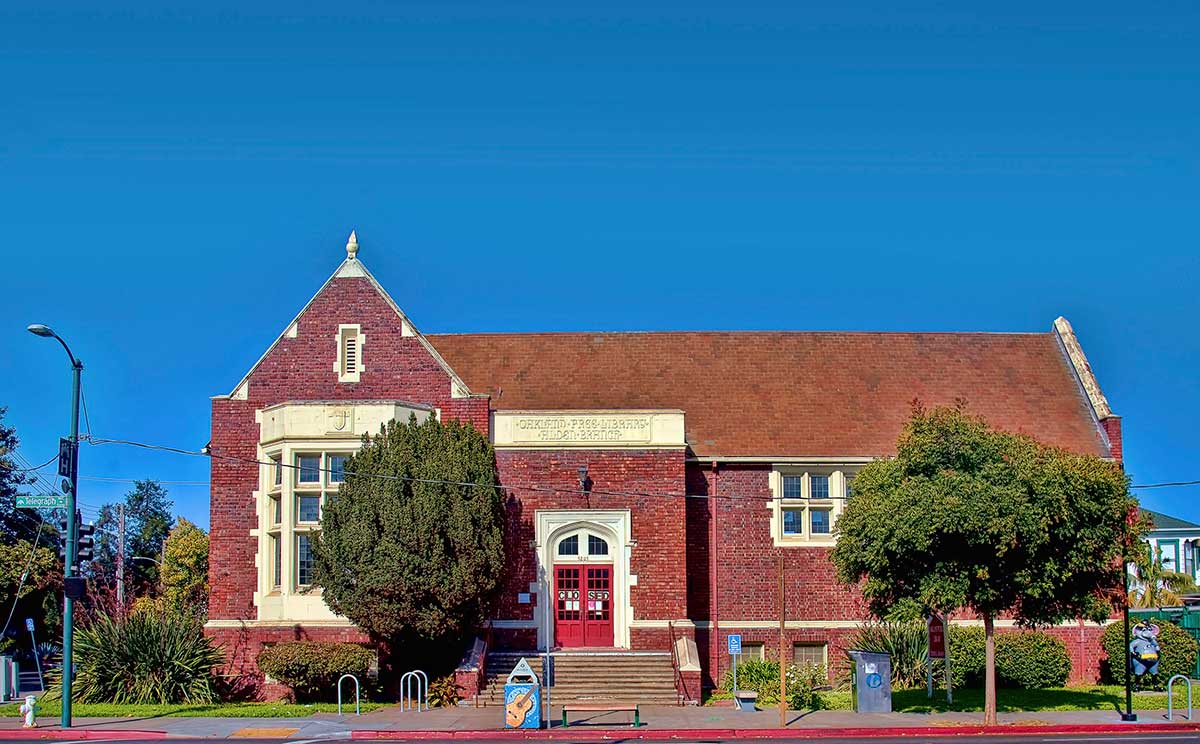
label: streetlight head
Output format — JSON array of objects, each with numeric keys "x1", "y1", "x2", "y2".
[{"x1": 27, "y1": 324, "x2": 55, "y2": 338}]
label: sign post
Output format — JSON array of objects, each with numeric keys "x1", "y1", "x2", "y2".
[
  {"x1": 24, "y1": 619, "x2": 43, "y2": 692},
  {"x1": 728, "y1": 634, "x2": 742, "y2": 698},
  {"x1": 927, "y1": 614, "x2": 948, "y2": 701}
]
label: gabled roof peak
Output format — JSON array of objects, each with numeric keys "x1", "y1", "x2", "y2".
[{"x1": 346, "y1": 230, "x2": 359, "y2": 260}]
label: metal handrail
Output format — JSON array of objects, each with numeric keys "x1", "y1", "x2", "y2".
[
  {"x1": 337, "y1": 674, "x2": 361, "y2": 716},
  {"x1": 1167, "y1": 675, "x2": 1193, "y2": 721},
  {"x1": 400, "y1": 669, "x2": 429, "y2": 712},
  {"x1": 478, "y1": 622, "x2": 494, "y2": 708}
]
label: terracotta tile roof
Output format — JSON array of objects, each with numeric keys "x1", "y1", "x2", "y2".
[{"x1": 426, "y1": 331, "x2": 1110, "y2": 459}]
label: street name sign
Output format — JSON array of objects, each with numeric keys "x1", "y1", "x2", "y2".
[{"x1": 14, "y1": 494, "x2": 69, "y2": 509}]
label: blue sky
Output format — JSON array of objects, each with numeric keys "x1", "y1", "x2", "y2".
[{"x1": 1, "y1": 1, "x2": 1197, "y2": 528}]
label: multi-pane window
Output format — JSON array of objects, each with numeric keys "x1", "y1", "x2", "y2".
[
  {"x1": 783, "y1": 509, "x2": 804, "y2": 535},
  {"x1": 329, "y1": 455, "x2": 348, "y2": 483},
  {"x1": 1185, "y1": 540, "x2": 1195, "y2": 578},
  {"x1": 772, "y1": 469, "x2": 855, "y2": 544},
  {"x1": 588, "y1": 534, "x2": 609, "y2": 556},
  {"x1": 810, "y1": 509, "x2": 831, "y2": 534},
  {"x1": 272, "y1": 535, "x2": 282, "y2": 590},
  {"x1": 793, "y1": 642, "x2": 827, "y2": 667},
  {"x1": 264, "y1": 449, "x2": 349, "y2": 594},
  {"x1": 558, "y1": 535, "x2": 579, "y2": 556},
  {"x1": 297, "y1": 454, "x2": 321, "y2": 484},
  {"x1": 296, "y1": 534, "x2": 314, "y2": 587},
  {"x1": 272, "y1": 457, "x2": 283, "y2": 488},
  {"x1": 298, "y1": 495, "x2": 321, "y2": 523},
  {"x1": 845, "y1": 477, "x2": 853, "y2": 499},
  {"x1": 738, "y1": 642, "x2": 766, "y2": 661}
]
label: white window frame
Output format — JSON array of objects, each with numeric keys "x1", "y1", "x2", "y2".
[
  {"x1": 334, "y1": 324, "x2": 366, "y2": 383},
  {"x1": 768, "y1": 467, "x2": 855, "y2": 547}
]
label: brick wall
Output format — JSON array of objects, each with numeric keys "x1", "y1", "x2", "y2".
[
  {"x1": 492, "y1": 448, "x2": 688, "y2": 625},
  {"x1": 207, "y1": 274, "x2": 488, "y2": 689}
]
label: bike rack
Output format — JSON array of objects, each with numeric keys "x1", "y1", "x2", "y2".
[
  {"x1": 400, "y1": 669, "x2": 429, "y2": 712},
  {"x1": 1167, "y1": 674, "x2": 1193, "y2": 721},
  {"x1": 337, "y1": 674, "x2": 361, "y2": 716}
]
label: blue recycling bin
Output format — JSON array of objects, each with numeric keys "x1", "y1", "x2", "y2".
[{"x1": 503, "y1": 658, "x2": 542, "y2": 729}]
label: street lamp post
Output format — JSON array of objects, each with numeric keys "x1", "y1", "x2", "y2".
[{"x1": 27, "y1": 323, "x2": 82, "y2": 730}]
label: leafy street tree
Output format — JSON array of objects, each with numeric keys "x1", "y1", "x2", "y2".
[
  {"x1": 313, "y1": 415, "x2": 505, "y2": 670},
  {"x1": 0, "y1": 539, "x2": 61, "y2": 651},
  {"x1": 95, "y1": 480, "x2": 174, "y2": 595},
  {"x1": 831, "y1": 404, "x2": 1143, "y2": 725},
  {"x1": 0, "y1": 407, "x2": 49, "y2": 545},
  {"x1": 160, "y1": 518, "x2": 209, "y2": 620},
  {"x1": 1131, "y1": 543, "x2": 1198, "y2": 608}
]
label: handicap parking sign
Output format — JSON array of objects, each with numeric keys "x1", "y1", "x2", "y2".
[{"x1": 728, "y1": 634, "x2": 742, "y2": 655}]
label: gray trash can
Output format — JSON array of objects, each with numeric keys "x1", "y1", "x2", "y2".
[{"x1": 846, "y1": 650, "x2": 892, "y2": 713}]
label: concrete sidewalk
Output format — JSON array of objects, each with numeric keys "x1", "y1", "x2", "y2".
[{"x1": 2, "y1": 704, "x2": 1199, "y2": 739}]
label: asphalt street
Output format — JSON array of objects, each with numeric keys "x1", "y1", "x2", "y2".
[{"x1": 2, "y1": 735, "x2": 1198, "y2": 744}]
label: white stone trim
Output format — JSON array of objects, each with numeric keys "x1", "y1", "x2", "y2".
[
  {"x1": 493, "y1": 410, "x2": 686, "y2": 450},
  {"x1": 534, "y1": 509, "x2": 632, "y2": 650},
  {"x1": 767, "y1": 466, "x2": 855, "y2": 547},
  {"x1": 1053, "y1": 316, "x2": 1113, "y2": 419},
  {"x1": 692, "y1": 619, "x2": 1114, "y2": 629},
  {"x1": 334, "y1": 324, "x2": 365, "y2": 383}
]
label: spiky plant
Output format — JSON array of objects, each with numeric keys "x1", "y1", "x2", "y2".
[
  {"x1": 843, "y1": 621, "x2": 931, "y2": 689},
  {"x1": 45, "y1": 611, "x2": 224, "y2": 704}
]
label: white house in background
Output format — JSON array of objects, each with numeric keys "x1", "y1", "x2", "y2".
[{"x1": 1141, "y1": 509, "x2": 1200, "y2": 583}]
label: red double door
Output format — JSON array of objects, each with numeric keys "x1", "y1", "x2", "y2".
[{"x1": 553, "y1": 564, "x2": 614, "y2": 647}]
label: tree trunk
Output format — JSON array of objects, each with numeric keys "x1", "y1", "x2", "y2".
[{"x1": 983, "y1": 614, "x2": 997, "y2": 726}]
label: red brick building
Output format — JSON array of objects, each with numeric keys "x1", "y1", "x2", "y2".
[{"x1": 206, "y1": 234, "x2": 1124, "y2": 699}]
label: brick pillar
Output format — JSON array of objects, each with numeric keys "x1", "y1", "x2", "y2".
[{"x1": 1101, "y1": 416, "x2": 1122, "y2": 464}]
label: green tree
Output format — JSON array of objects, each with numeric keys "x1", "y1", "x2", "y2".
[
  {"x1": 831, "y1": 404, "x2": 1142, "y2": 724},
  {"x1": 160, "y1": 518, "x2": 209, "y2": 620},
  {"x1": 0, "y1": 407, "x2": 52, "y2": 545},
  {"x1": 95, "y1": 480, "x2": 174, "y2": 596},
  {"x1": 312, "y1": 415, "x2": 505, "y2": 669},
  {"x1": 1131, "y1": 543, "x2": 1198, "y2": 608},
  {"x1": 0, "y1": 539, "x2": 61, "y2": 651}
]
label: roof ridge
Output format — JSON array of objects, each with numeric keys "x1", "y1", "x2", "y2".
[{"x1": 426, "y1": 329, "x2": 1053, "y2": 338}]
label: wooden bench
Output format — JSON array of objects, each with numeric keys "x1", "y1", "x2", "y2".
[{"x1": 561, "y1": 703, "x2": 640, "y2": 727}]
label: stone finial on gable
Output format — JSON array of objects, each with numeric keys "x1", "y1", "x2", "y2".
[{"x1": 346, "y1": 230, "x2": 359, "y2": 260}]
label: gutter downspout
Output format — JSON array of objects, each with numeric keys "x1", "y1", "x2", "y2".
[{"x1": 710, "y1": 460, "x2": 720, "y2": 688}]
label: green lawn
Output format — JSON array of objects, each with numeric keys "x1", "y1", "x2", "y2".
[
  {"x1": 708, "y1": 686, "x2": 1194, "y2": 713},
  {"x1": 0, "y1": 701, "x2": 385, "y2": 718}
]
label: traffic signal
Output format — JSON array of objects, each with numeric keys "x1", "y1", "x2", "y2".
[
  {"x1": 55, "y1": 512, "x2": 96, "y2": 565},
  {"x1": 76, "y1": 521, "x2": 95, "y2": 563},
  {"x1": 57, "y1": 517, "x2": 70, "y2": 562}
]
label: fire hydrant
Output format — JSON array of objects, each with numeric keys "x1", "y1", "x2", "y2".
[{"x1": 19, "y1": 695, "x2": 38, "y2": 728}]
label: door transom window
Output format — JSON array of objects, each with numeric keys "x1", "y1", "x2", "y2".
[{"x1": 555, "y1": 529, "x2": 610, "y2": 560}]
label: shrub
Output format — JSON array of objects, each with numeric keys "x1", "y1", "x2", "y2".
[
  {"x1": 428, "y1": 674, "x2": 461, "y2": 707},
  {"x1": 947, "y1": 626, "x2": 986, "y2": 688},
  {"x1": 721, "y1": 658, "x2": 825, "y2": 710},
  {"x1": 46, "y1": 611, "x2": 223, "y2": 704},
  {"x1": 995, "y1": 632, "x2": 1071, "y2": 688},
  {"x1": 1101, "y1": 619, "x2": 1199, "y2": 691},
  {"x1": 843, "y1": 621, "x2": 930, "y2": 689},
  {"x1": 257, "y1": 642, "x2": 374, "y2": 702}
]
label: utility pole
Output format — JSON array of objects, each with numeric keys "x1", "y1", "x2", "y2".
[
  {"x1": 778, "y1": 555, "x2": 786, "y2": 728},
  {"x1": 116, "y1": 505, "x2": 125, "y2": 609}
]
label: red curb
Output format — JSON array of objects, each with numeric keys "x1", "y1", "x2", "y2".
[
  {"x1": 0, "y1": 730, "x2": 166, "y2": 740},
  {"x1": 351, "y1": 721, "x2": 1200, "y2": 740}
]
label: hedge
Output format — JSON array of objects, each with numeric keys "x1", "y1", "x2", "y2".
[
  {"x1": 257, "y1": 642, "x2": 374, "y2": 702},
  {"x1": 1101, "y1": 619, "x2": 1198, "y2": 691},
  {"x1": 946, "y1": 627, "x2": 1070, "y2": 688},
  {"x1": 995, "y1": 632, "x2": 1071, "y2": 688}
]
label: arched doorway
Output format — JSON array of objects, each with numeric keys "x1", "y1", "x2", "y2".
[
  {"x1": 551, "y1": 528, "x2": 614, "y2": 647},
  {"x1": 535, "y1": 510, "x2": 631, "y2": 650}
]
